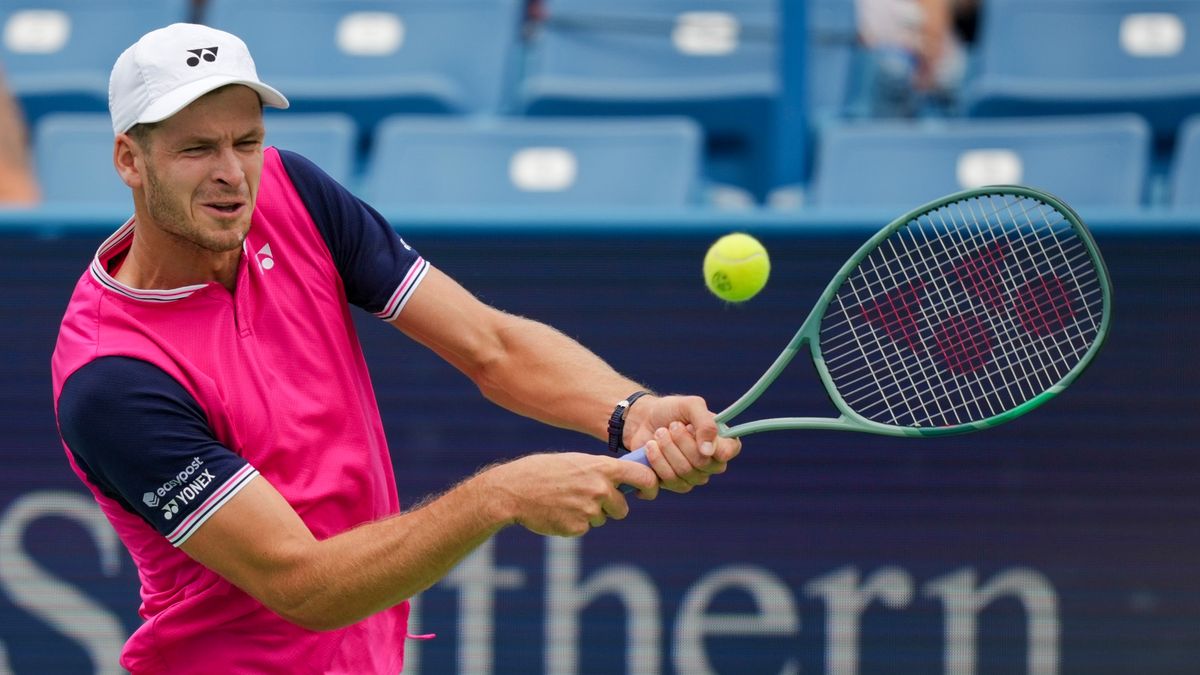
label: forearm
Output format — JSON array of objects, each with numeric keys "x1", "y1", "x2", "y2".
[
  {"x1": 284, "y1": 476, "x2": 506, "y2": 629},
  {"x1": 190, "y1": 452, "x2": 657, "y2": 631},
  {"x1": 393, "y1": 268, "x2": 645, "y2": 441},
  {"x1": 390, "y1": 268, "x2": 739, "y2": 490},
  {"x1": 193, "y1": 472, "x2": 511, "y2": 632},
  {"x1": 471, "y1": 314, "x2": 647, "y2": 440}
]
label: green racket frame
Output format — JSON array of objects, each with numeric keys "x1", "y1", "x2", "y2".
[{"x1": 714, "y1": 185, "x2": 1113, "y2": 439}]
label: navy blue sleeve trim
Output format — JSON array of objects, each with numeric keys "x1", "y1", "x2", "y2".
[
  {"x1": 277, "y1": 149, "x2": 427, "y2": 318},
  {"x1": 57, "y1": 357, "x2": 257, "y2": 545}
]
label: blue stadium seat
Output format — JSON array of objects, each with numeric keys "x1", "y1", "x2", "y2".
[
  {"x1": 1, "y1": 1, "x2": 191, "y2": 126},
  {"x1": 811, "y1": 115, "x2": 1152, "y2": 209},
  {"x1": 263, "y1": 113, "x2": 357, "y2": 187},
  {"x1": 204, "y1": 0, "x2": 523, "y2": 132},
  {"x1": 33, "y1": 113, "x2": 129, "y2": 208},
  {"x1": 519, "y1": 0, "x2": 779, "y2": 197},
  {"x1": 360, "y1": 116, "x2": 702, "y2": 208},
  {"x1": 963, "y1": 0, "x2": 1200, "y2": 144},
  {"x1": 1169, "y1": 115, "x2": 1200, "y2": 208},
  {"x1": 33, "y1": 111, "x2": 355, "y2": 209},
  {"x1": 807, "y1": 0, "x2": 859, "y2": 120}
]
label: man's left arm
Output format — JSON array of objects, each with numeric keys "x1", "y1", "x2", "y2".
[{"x1": 390, "y1": 266, "x2": 740, "y2": 492}]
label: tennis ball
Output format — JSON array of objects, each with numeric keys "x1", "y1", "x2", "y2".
[{"x1": 703, "y1": 233, "x2": 770, "y2": 302}]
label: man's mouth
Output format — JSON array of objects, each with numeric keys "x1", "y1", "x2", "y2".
[{"x1": 201, "y1": 200, "x2": 246, "y2": 217}]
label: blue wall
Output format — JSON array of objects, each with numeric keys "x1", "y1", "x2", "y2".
[{"x1": 0, "y1": 212, "x2": 1197, "y2": 674}]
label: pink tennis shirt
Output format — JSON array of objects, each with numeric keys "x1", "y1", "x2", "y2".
[{"x1": 51, "y1": 148, "x2": 428, "y2": 674}]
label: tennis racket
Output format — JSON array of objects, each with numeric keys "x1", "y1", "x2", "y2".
[{"x1": 622, "y1": 186, "x2": 1112, "y2": 487}]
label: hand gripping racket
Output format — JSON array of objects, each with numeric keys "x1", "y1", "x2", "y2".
[{"x1": 622, "y1": 186, "x2": 1111, "y2": 487}]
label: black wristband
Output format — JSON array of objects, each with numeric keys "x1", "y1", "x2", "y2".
[{"x1": 607, "y1": 391, "x2": 652, "y2": 455}]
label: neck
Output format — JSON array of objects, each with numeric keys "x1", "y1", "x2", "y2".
[{"x1": 114, "y1": 217, "x2": 242, "y2": 293}]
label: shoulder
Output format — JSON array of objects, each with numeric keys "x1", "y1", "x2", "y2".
[
  {"x1": 275, "y1": 149, "x2": 342, "y2": 202},
  {"x1": 58, "y1": 356, "x2": 203, "y2": 427}
]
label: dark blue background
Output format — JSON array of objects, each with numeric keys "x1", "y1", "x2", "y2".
[{"x1": 1, "y1": 217, "x2": 1197, "y2": 674}]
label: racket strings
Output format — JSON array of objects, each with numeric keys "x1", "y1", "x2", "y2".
[
  {"x1": 964, "y1": 196, "x2": 1101, "y2": 407},
  {"x1": 854, "y1": 199, "x2": 1091, "y2": 421},
  {"x1": 823, "y1": 213, "x2": 1097, "y2": 375},
  {"x1": 827, "y1": 280, "x2": 1104, "y2": 405},
  {"x1": 819, "y1": 193, "x2": 1104, "y2": 428},
  {"x1": 821, "y1": 199, "x2": 1086, "y2": 327},
  {"x1": 888, "y1": 194, "x2": 1099, "y2": 422},
  {"x1": 834, "y1": 306, "x2": 1098, "y2": 426},
  {"x1": 876, "y1": 197, "x2": 1098, "y2": 425}
]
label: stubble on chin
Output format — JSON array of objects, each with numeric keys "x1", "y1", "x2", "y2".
[{"x1": 145, "y1": 167, "x2": 251, "y2": 254}]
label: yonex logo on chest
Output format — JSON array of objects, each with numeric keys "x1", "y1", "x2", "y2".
[
  {"x1": 257, "y1": 244, "x2": 275, "y2": 271},
  {"x1": 185, "y1": 46, "x2": 218, "y2": 67}
]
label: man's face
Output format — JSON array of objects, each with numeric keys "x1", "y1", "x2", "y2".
[{"x1": 135, "y1": 85, "x2": 266, "y2": 253}]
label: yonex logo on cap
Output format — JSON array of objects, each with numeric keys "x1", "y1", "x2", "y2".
[
  {"x1": 185, "y1": 46, "x2": 218, "y2": 67},
  {"x1": 109, "y1": 24, "x2": 288, "y2": 134}
]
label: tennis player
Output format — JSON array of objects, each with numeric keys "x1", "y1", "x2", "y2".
[{"x1": 50, "y1": 23, "x2": 740, "y2": 674}]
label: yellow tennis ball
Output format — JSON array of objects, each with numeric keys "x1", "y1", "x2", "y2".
[{"x1": 703, "y1": 233, "x2": 770, "y2": 302}]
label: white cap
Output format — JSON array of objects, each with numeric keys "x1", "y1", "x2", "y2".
[{"x1": 109, "y1": 23, "x2": 288, "y2": 135}]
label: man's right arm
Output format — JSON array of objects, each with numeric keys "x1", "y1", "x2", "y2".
[
  {"x1": 58, "y1": 355, "x2": 657, "y2": 631},
  {"x1": 180, "y1": 450, "x2": 656, "y2": 631}
]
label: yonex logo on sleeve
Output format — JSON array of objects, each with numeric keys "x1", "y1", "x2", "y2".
[
  {"x1": 185, "y1": 46, "x2": 218, "y2": 67},
  {"x1": 159, "y1": 469, "x2": 216, "y2": 521}
]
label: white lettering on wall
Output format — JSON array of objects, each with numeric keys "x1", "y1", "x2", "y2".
[
  {"x1": 404, "y1": 593, "x2": 423, "y2": 674},
  {"x1": 546, "y1": 537, "x2": 662, "y2": 674},
  {"x1": 445, "y1": 538, "x2": 527, "y2": 674},
  {"x1": 924, "y1": 568, "x2": 1060, "y2": 675},
  {"x1": 805, "y1": 566, "x2": 915, "y2": 675},
  {"x1": 0, "y1": 492, "x2": 1061, "y2": 674},
  {"x1": 0, "y1": 640, "x2": 12, "y2": 675},
  {"x1": 0, "y1": 491, "x2": 126, "y2": 675},
  {"x1": 674, "y1": 565, "x2": 800, "y2": 675}
]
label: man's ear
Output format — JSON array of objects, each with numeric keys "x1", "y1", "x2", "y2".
[{"x1": 113, "y1": 134, "x2": 144, "y2": 190}]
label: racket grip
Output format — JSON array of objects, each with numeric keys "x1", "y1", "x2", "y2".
[{"x1": 619, "y1": 446, "x2": 651, "y2": 494}]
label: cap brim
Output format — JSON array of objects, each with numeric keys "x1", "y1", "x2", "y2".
[{"x1": 135, "y1": 74, "x2": 289, "y2": 127}]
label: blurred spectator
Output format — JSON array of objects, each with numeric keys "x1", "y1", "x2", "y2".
[
  {"x1": 855, "y1": 0, "x2": 978, "y2": 116},
  {"x1": 0, "y1": 69, "x2": 38, "y2": 205}
]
